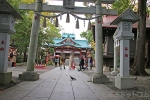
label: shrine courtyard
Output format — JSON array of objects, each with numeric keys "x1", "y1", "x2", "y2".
[{"x1": 0, "y1": 65, "x2": 150, "y2": 100}]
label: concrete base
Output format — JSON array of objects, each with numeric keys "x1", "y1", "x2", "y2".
[
  {"x1": 111, "y1": 71, "x2": 118, "y2": 76},
  {"x1": 90, "y1": 73, "x2": 109, "y2": 84},
  {"x1": 145, "y1": 69, "x2": 150, "y2": 74},
  {"x1": 103, "y1": 66, "x2": 110, "y2": 71},
  {"x1": 19, "y1": 71, "x2": 39, "y2": 81},
  {"x1": 115, "y1": 76, "x2": 135, "y2": 89},
  {"x1": 0, "y1": 72, "x2": 12, "y2": 84}
]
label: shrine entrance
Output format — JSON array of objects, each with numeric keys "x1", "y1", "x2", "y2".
[{"x1": 19, "y1": 0, "x2": 117, "y2": 83}]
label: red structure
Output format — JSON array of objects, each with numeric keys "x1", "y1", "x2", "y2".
[{"x1": 49, "y1": 33, "x2": 92, "y2": 59}]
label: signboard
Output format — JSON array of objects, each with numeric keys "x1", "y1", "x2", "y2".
[{"x1": 63, "y1": 0, "x2": 75, "y2": 8}]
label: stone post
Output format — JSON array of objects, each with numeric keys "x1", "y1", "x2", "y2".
[
  {"x1": 0, "y1": 0, "x2": 22, "y2": 84},
  {"x1": 120, "y1": 40, "x2": 130, "y2": 77},
  {"x1": 111, "y1": 39, "x2": 119, "y2": 75},
  {"x1": 19, "y1": 0, "x2": 42, "y2": 81},
  {"x1": 90, "y1": 0, "x2": 109, "y2": 83},
  {"x1": 110, "y1": 8, "x2": 139, "y2": 89}
]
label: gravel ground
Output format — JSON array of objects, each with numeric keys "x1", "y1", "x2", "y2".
[{"x1": 82, "y1": 70, "x2": 150, "y2": 100}]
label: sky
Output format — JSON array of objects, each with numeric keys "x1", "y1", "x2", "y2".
[{"x1": 46, "y1": 0, "x2": 95, "y2": 40}]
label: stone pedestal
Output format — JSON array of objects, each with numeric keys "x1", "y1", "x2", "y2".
[
  {"x1": 111, "y1": 71, "x2": 118, "y2": 76},
  {"x1": 90, "y1": 73, "x2": 109, "y2": 83},
  {"x1": 115, "y1": 76, "x2": 135, "y2": 89},
  {"x1": 19, "y1": 71, "x2": 39, "y2": 81},
  {"x1": 0, "y1": 72, "x2": 12, "y2": 84},
  {"x1": 103, "y1": 66, "x2": 110, "y2": 71}
]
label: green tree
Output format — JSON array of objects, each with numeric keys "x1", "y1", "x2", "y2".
[
  {"x1": 7, "y1": 0, "x2": 32, "y2": 62},
  {"x1": 12, "y1": 17, "x2": 32, "y2": 62},
  {"x1": 112, "y1": 0, "x2": 136, "y2": 14},
  {"x1": 7, "y1": 0, "x2": 61, "y2": 62},
  {"x1": 80, "y1": 30, "x2": 93, "y2": 44}
]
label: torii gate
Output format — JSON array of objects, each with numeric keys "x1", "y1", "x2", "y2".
[{"x1": 19, "y1": 0, "x2": 117, "y2": 83}]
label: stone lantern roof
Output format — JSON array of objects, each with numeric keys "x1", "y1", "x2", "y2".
[
  {"x1": 110, "y1": 8, "x2": 139, "y2": 25},
  {"x1": 0, "y1": 0, "x2": 22, "y2": 19}
]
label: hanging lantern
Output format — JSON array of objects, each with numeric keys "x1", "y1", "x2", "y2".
[
  {"x1": 55, "y1": 17, "x2": 58, "y2": 27},
  {"x1": 42, "y1": 17, "x2": 46, "y2": 27},
  {"x1": 75, "y1": 19, "x2": 79, "y2": 29},
  {"x1": 87, "y1": 20, "x2": 91, "y2": 30},
  {"x1": 66, "y1": 13, "x2": 70, "y2": 23}
]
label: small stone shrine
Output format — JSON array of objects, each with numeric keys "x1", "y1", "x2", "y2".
[
  {"x1": 110, "y1": 8, "x2": 139, "y2": 89},
  {"x1": 0, "y1": 0, "x2": 22, "y2": 84}
]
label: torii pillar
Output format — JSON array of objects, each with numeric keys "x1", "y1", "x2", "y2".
[
  {"x1": 110, "y1": 8, "x2": 139, "y2": 89},
  {"x1": 90, "y1": 0, "x2": 110, "y2": 83},
  {"x1": 19, "y1": 0, "x2": 42, "y2": 81}
]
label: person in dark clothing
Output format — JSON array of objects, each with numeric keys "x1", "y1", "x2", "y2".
[
  {"x1": 79, "y1": 57, "x2": 84, "y2": 71},
  {"x1": 89, "y1": 57, "x2": 93, "y2": 70},
  {"x1": 60, "y1": 57, "x2": 66, "y2": 70},
  {"x1": 55, "y1": 58, "x2": 58, "y2": 67},
  {"x1": 58, "y1": 57, "x2": 60, "y2": 67}
]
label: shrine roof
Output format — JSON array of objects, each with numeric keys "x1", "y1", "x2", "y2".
[
  {"x1": 62, "y1": 33, "x2": 75, "y2": 38},
  {"x1": 75, "y1": 40, "x2": 90, "y2": 48},
  {"x1": 52, "y1": 39, "x2": 90, "y2": 48},
  {"x1": 110, "y1": 8, "x2": 139, "y2": 25},
  {"x1": 102, "y1": 15, "x2": 150, "y2": 28},
  {"x1": 50, "y1": 34, "x2": 90, "y2": 48},
  {"x1": 0, "y1": 0, "x2": 22, "y2": 19}
]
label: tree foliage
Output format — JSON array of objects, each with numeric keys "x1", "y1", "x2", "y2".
[
  {"x1": 112, "y1": 0, "x2": 136, "y2": 14},
  {"x1": 80, "y1": 30, "x2": 93, "y2": 44},
  {"x1": 80, "y1": 30, "x2": 95, "y2": 49},
  {"x1": 7, "y1": 0, "x2": 61, "y2": 62}
]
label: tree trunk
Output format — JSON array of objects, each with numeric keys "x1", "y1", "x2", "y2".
[{"x1": 131, "y1": 0, "x2": 148, "y2": 76}]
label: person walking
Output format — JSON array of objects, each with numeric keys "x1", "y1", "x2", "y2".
[
  {"x1": 60, "y1": 57, "x2": 66, "y2": 70},
  {"x1": 89, "y1": 57, "x2": 93, "y2": 70},
  {"x1": 79, "y1": 56, "x2": 84, "y2": 71},
  {"x1": 10, "y1": 48, "x2": 17, "y2": 68},
  {"x1": 55, "y1": 58, "x2": 58, "y2": 67},
  {"x1": 58, "y1": 57, "x2": 60, "y2": 67}
]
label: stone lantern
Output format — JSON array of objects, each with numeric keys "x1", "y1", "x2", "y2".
[
  {"x1": 110, "y1": 8, "x2": 139, "y2": 89},
  {"x1": 0, "y1": 0, "x2": 22, "y2": 84}
]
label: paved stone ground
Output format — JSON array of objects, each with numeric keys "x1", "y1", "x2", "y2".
[
  {"x1": 82, "y1": 68, "x2": 150, "y2": 100},
  {"x1": 1, "y1": 65, "x2": 150, "y2": 100},
  {"x1": 0, "y1": 65, "x2": 56, "y2": 91},
  {"x1": 0, "y1": 66, "x2": 126, "y2": 100}
]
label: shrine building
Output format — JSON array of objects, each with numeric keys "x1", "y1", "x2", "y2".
[
  {"x1": 49, "y1": 33, "x2": 92, "y2": 59},
  {"x1": 92, "y1": 15, "x2": 150, "y2": 68}
]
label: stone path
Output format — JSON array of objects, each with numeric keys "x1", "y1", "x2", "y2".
[{"x1": 0, "y1": 66, "x2": 126, "y2": 100}]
